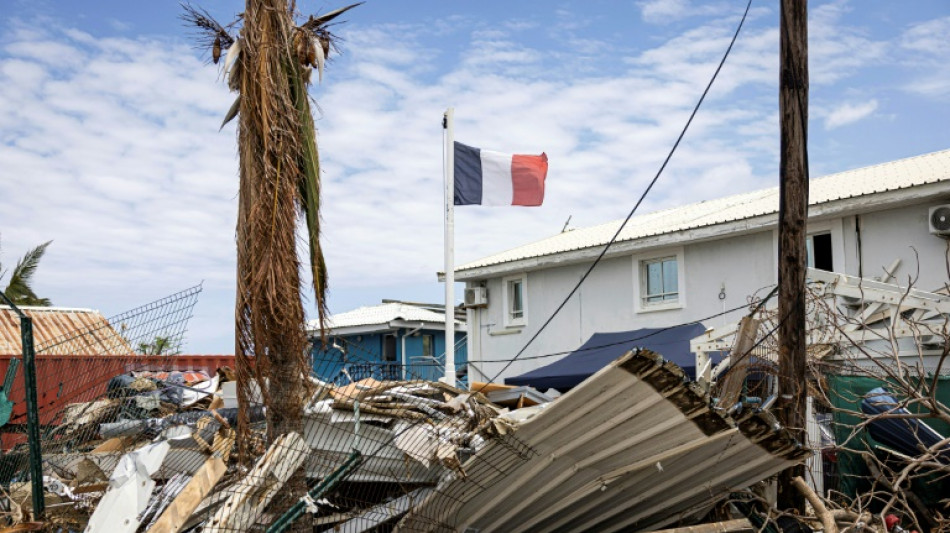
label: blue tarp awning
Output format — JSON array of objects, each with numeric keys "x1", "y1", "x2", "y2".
[
  {"x1": 505, "y1": 322, "x2": 708, "y2": 391},
  {"x1": 862, "y1": 387, "x2": 950, "y2": 464}
]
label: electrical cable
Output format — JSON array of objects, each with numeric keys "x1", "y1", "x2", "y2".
[
  {"x1": 319, "y1": 4, "x2": 764, "y2": 517},
  {"x1": 476, "y1": 0, "x2": 755, "y2": 390}
]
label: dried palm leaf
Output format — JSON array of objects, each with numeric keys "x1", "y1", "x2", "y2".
[
  {"x1": 225, "y1": 38, "x2": 242, "y2": 91},
  {"x1": 313, "y1": 36, "x2": 325, "y2": 83},
  {"x1": 180, "y1": 3, "x2": 237, "y2": 51},
  {"x1": 220, "y1": 95, "x2": 241, "y2": 130},
  {"x1": 301, "y1": 2, "x2": 363, "y2": 30}
]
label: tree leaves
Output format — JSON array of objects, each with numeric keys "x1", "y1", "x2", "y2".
[{"x1": 1, "y1": 240, "x2": 53, "y2": 307}]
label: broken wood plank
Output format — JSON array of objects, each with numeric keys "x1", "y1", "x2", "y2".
[
  {"x1": 92, "y1": 436, "x2": 134, "y2": 453},
  {"x1": 72, "y1": 483, "x2": 109, "y2": 494},
  {"x1": 146, "y1": 457, "x2": 226, "y2": 533},
  {"x1": 468, "y1": 381, "x2": 517, "y2": 394},
  {"x1": 647, "y1": 518, "x2": 753, "y2": 533},
  {"x1": 202, "y1": 432, "x2": 308, "y2": 533},
  {"x1": 717, "y1": 316, "x2": 760, "y2": 408}
]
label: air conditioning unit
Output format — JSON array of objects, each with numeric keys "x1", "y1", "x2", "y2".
[
  {"x1": 464, "y1": 286, "x2": 488, "y2": 308},
  {"x1": 929, "y1": 205, "x2": 950, "y2": 236}
]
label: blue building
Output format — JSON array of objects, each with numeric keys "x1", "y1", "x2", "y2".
[{"x1": 309, "y1": 301, "x2": 467, "y2": 386}]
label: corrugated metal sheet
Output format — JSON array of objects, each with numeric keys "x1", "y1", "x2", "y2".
[
  {"x1": 309, "y1": 302, "x2": 462, "y2": 332},
  {"x1": 0, "y1": 306, "x2": 133, "y2": 355},
  {"x1": 398, "y1": 349, "x2": 808, "y2": 532},
  {"x1": 457, "y1": 148, "x2": 950, "y2": 273}
]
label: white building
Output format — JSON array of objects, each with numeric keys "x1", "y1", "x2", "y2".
[{"x1": 450, "y1": 149, "x2": 950, "y2": 384}]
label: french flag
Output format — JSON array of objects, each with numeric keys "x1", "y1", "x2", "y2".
[{"x1": 454, "y1": 142, "x2": 548, "y2": 206}]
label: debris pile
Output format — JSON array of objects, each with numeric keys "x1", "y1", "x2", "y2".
[{"x1": 0, "y1": 367, "x2": 522, "y2": 532}]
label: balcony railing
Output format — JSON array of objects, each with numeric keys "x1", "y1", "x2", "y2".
[{"x1": 327, "y1": 360, "x2": 466, "y2": 387}]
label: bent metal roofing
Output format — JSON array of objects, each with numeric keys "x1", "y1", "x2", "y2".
[
  {"x1": 399, "y1": 348, "x2": 808, "y2": 531},
  {"x1": 455, "y1": 148, "x2": 950, "y2": 276},
  {"x1": 0, "y1": 306, "x2": 133, "y2": 355}
]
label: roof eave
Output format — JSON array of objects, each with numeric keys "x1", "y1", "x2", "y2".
[{"x1": 450, "y1": 182, "x2": 950, "y2": 281}]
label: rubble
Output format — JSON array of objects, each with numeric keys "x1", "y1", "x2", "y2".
[
  {"x1": 0, "y1": 347, "x2": 821, "y2": 532},
  {"x1": 0, "y1": 364, "x2": 520, "y2": 532}
]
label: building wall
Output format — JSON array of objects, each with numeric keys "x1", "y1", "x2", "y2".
[
  {"x1": 312, "y1": 328, "x2": 467, "y2": 383},
  {"x1": 466, "y1": 200, "x2": 950, "y2": 384}
]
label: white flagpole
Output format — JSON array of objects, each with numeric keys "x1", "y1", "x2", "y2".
[{"x1": 442, "y1": 108, "x2": 457, "y2": 387}]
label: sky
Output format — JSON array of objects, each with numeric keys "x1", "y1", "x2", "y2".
[{"x1": 1, "y1": 0, "x2": 948, "y2": 353}]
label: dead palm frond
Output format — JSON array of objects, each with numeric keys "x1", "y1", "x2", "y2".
[{"x1": 180, "y1": 4, "x2": 239, "y2": 55}]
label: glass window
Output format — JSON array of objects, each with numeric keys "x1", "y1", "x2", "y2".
[
  {"x1": 422, "y1": 334, "x2": 434, "y2": 358},
  {"x1": 508, "y1": 278, "x2": 523, "y2": 320},
  {"x1": 643, "y1": 257, "x2": 678, "y2": 304},
  {"x1": 807, "y1": 233, "x2": 833, "y2": 271},
  {"x1": 382, "y1": 334, "x2": 397, "y2": 362}
]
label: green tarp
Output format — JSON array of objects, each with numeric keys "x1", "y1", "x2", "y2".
[{"x1": 825, "y1": 374, "x2": 950, "y2": 506}]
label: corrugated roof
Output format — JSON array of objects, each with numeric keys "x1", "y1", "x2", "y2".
[
  {"x1": 0, "y1": 306, "x2": 134, "y2": 355},
  {"x1": 310, "y1": 302, "x2": 461, "y2": 332},
  {"x1": 457, "y1": 148, "x2": 950, "y2": 273},
  {"x1": 399, "y1": 349, "x2": 807, "y2": 532}
]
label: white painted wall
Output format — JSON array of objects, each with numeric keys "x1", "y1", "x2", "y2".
[{"x1": 466, "y1": 200, "x2": 950, "y2": 384}]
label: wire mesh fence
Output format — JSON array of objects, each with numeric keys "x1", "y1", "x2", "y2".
[
  {"x1": 0, "y1": 285, "x2": 206, "y2": 521},
  {"x1": 0, "y1": 289, "x2": 544, "y2": 532},
  {"x1": 706, "y1": 271, "x2": 950, "y2": 521},
  {"x1": 10, "y1": 273, "x2": 926, "y2": 530}
]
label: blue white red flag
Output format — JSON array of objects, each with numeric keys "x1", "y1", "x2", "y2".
[{"x1": 453, "y1": 142, "x2": 548, "y2": 206}]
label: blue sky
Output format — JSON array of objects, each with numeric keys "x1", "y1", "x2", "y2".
[{"x1": 1, "y1": 0, "x2": 948, "y2": 353}]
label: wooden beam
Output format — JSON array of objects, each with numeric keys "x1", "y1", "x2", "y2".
[
  {"x1": 649, "y1": 518, "x2": 754, "y2": 533},
  {"x1": 717, "y1": 316, "x2": 761, "y2": 408},
  {"x1": 146, "y1": 457, "x2": 226, "y2": 533},
  {"x1": 776, "y1": 0, "x2": 808, "y2": 513},
  {"x1": 203, "y1": 432, "x2": 309, "y2": 533}
]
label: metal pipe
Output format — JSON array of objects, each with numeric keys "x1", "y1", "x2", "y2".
[
  {"x1": 400, "y1": 322, "x2": 424, "y2": 380},
  {"x1": 442, "y1": 107, "x2": 457, "y2": 387},
  {"x1": 266, "y1": 449, "x2": 363, "y2": 533}
]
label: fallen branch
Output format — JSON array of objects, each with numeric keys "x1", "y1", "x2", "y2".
[{"x1": 792, "y1": 476, "x2": 837, "y2": 533}]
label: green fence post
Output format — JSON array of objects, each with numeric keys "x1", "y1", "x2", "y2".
[
  {"x1": 21, "y1": 316, "x2": 44, "y2": 520},
  {"x1": 1, "y1": 291, "x2": 44, "y2": 520}
]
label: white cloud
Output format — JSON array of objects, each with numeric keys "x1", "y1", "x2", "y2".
[
  {"x1": 0, "y1": 2, "x2": 944, "y2": 351},
  {"x1": 638, "y1": 0, "x2": 692, "y2": 24},
  {"x1": 823, "y1": 99, "x2": 879, "y2": 129},
  {"x1": 898, "y1": 16, "x2": 950, "y2": 99},
  {"x1": 900, "y1": 16, "x2": 950, "y2": 55},
  {"x1": 809, "y1": 1, "x2": 888, "y2": 84},
  {"x1": 638, "y1": 0, "x2": 738, "y2": 25}
]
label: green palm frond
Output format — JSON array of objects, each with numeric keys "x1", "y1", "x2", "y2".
[
  {"x1": 288, "y1": 57, "x2": 329, "y2": 334},
  {"x1": 4, "y1": 241, "x2": 53, "y2": 307}
]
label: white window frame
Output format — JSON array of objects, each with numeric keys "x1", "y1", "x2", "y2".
[
  {"x1": 502, "y1": 273, "x2": 527, "y2": 328},
  {"x1": 634, "y1": 247, "x2": 685, "y2": 313},
  {"x1": 770, "y1": 218, "x2": 845, "y2": 280}
]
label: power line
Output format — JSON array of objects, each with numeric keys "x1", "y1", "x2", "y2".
[{"x1": 477, "y1": 0, "x2": 755, "y2": 390}]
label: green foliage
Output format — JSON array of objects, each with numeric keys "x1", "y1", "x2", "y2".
[
  {"x1": 0, "y1": 237, "x2": 53, "y2": 307},
  {"x1": 137, "y1": 335, "x2": 181, "y2": 356}
]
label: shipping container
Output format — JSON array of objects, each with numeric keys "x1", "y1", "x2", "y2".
[{"x1": 0, "y1": 354, "x2": 235, "y2": 450}]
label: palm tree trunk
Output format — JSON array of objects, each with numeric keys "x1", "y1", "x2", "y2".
[{"x1": 234, "y1": 0, "x2": 316, "y2": 528}]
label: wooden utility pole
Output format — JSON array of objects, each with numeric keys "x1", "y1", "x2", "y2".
[{"x1": 776, "y1": 0, "x2": 809, "y2": 512}]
